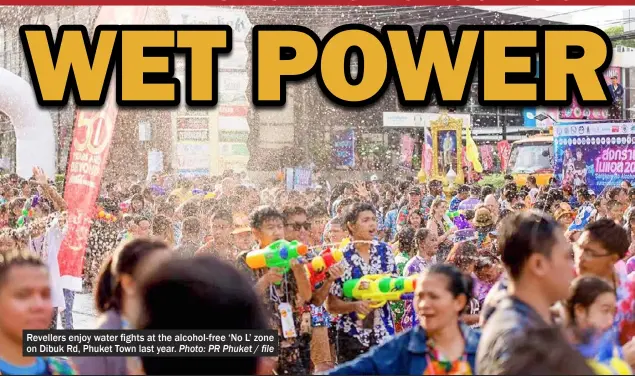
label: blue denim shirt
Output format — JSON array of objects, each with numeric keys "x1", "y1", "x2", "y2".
[{"x1": 326, "y1": 323, "x2": 481, "y2": 375}]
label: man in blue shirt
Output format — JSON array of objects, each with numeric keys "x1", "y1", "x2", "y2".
[
  {"x1": 477, "y1": 210, "x2": 575, "y2": 374},
  {"x1": 326, "y1": 202, "x2": 397, "y2": 363},
  {"x1": 449, "y1": 184, "x2": 469, "y2": 211}
]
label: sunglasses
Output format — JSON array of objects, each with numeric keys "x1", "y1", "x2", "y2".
[{"x1": 286, "y1": 222, "x2": 311, "y2": 231}]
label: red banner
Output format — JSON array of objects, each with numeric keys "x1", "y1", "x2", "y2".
[
  {"x1": 497, "y1": 140, "x2": 511, "y2": 173},
  {"x1": 480, "y1": 145, "x2": 494, "y2": 171},
  {"x1": 58, "y1": 6, "x2": 148, "y2": 291}
]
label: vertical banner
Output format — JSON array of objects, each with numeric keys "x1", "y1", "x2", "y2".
[
  {"x1": 58, "y1": 6, "x2": 148, "y2": 291},
  {"x1": 422, "y1": 127, "x2": 434, "y2": 174},
  {"x1": 479, "y1": 145, "x2": 494, "y2": 171},
  {"x1": 497, "y1": 140, "x2": 511, "y2": 173},
  {"x1": 399, "y1": 134, "x2": 414, "y2": 169},
  {"x1": 332, "y1": 129, "x2": 355, "y2": 168}
]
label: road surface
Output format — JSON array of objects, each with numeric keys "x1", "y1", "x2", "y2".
[{"x1": 54, "y1": 292, "x2": 97, "y2": 329}]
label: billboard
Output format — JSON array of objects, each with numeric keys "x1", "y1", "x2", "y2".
[{"x1": 553, "y1": 122, "x2": 635, "y2": 194}]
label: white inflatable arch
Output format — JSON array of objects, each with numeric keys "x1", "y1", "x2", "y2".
[{"x1": 0, "y1": 68, "x2": 55, "y2": 178}]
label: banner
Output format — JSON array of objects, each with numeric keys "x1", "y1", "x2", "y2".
[
  {"x1": 399, "y1": 134, "x2": 415, "y2": 169},
  {"x1": 497, "y1": 141, "x2": 511, "y2": 172},
  {"x1": 422, "y1": 127, "x2": 433, "y2": 174},
  {"x1": 559, "y1": 67, "x2": 621, "y2": 120},
  {"x1": 553, "y1": 122, "x2": 635, "y2": 193},
  {"x1": 332, "y1": 129, "x2": 355, "y2": 167},
  {"x1": 58, "y1": 6, "x2": 148, "y2": 291},
  {"x1": 480, "y1": 145, "x2": 494, "y2": 171}
]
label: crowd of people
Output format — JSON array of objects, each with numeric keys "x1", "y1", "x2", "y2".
[{"x1": 1, "y1": 166, "x2": 635, "y2": 375}]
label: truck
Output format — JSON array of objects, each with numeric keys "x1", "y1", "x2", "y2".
[{"x1": 508, "y1": 134, "x2": 554, "y2": 187}]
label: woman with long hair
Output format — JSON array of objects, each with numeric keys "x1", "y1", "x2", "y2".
[
  {"x1": 391, "y1": 226, "x2": 416, "y2": 333},
  {"x1": 446, "y1": 242, "x2": 481, "y2": 326},
  {"x1": 72, "y1": 238, "x2": 171, "y2": 375},
  {"x1": 327, "y1": 264, "x2": 481, "y2": 375},
  {"x1": 401, "y1": 228, "x2": 438, "y2": 331},
  {"x1": 426, "y1": 198, "x2": 456, "y2": 262}
]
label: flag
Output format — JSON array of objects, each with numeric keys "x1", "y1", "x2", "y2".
[
  {"x1": 422, "y1": 127, "x2": 433, "y2": 174},
  {"x1": 465, "y1": 126, "x2": 483, "y2": 173},
  {"x1": 57, "y1": 6, "x2": 149, "y2": 291}
]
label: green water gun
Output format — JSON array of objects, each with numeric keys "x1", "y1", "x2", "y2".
[
  {"x1": 245, "y1": 240, "x2": 309, "y2": 285},
  {"x1": 343, "y1": 274, "x2": 416, "y2": 319}
]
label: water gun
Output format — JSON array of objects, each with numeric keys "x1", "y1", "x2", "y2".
[
  {"x1": 16, "y1": 196, "x2": 37, "y2": 228},
  {"x1": 305, "y1": 248, "x2": 344, "y2": 289},
  {"x1": 246, "y1": 240, "x2": 308, "y2": 284},
  {"x1": 446, "y1": 210, "x2": 471, "y2": 230},
  {"x1": 343, "y1": 274, "x2": 416, "y2": 319}
]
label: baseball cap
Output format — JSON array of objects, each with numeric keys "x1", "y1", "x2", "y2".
[{"x1": 408, "y1": 186, "x2": 422, "y2": 195}]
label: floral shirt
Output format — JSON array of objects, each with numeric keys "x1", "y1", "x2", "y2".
[
  {"x1": 330, "y1": 239, "x2": 397, "y2": 347},
  {"x1": 449, "y1": 195, "x2": 462, "y2": 211},
  {"x1": 402, "y1": 254, "x2": 436, "y2": 330},
  {"x1": 424, "y1": 338, "x2": 473, "y2": 375},
  {"x1": 473, "y1": 274, "x2": 499, "y2": 307},
  {"x1": 384, "y1": 209, "x2": 398, "y2": 241}
]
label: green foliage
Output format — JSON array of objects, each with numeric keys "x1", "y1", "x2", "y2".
[
  {"x1": 478, "y1": 174, "x2": 505, "y2": 189},
  {"x1": 604, "y1": 26, "x2": 635, "y2": 49}
]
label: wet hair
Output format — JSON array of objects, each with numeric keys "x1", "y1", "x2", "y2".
[
  {"x1": 504, "y1": 174, "x2": 514, "y2": 181},
  {"x1": 430, "y1": 198, "x2": 447, "y2": 214},
  {"x1": 130, "y1": 194, "x2": 145, "y2": 209},
  {"x1": 0, "y1": 249, "x2": 46, "y2": 289},
  {"x1": 457, "y1": 185, "x2": 470, "y2": 194},
  {"x1": 249, "y1": 206, "x2": 283, "y2": 230},
  {"x1": 577, "y1": 187, "x2": 591, "y2": 201},
  {"x1": 211, "y1": 210, "x2": 233, "y2": 224},
  {"x1": 138, "y1": 256, "x2": 268, "y2": 375},
  {"x1": 498, "y1": 210, "x2": 561, "y2": 280},
  {"x1": 132, "y1": 215, "x2": 150, "y2": 226},
  {"x1": 414, "y1": 228, "x2": 431, "y2": 247},
  {"x1": 336, "y1": 198, "x2": 354, "y2": 213},
  {"x1": 584, "y1": 219, "x2": 629, "y2": 259},
  {"x1": 281, "y1": 206, "x2": 307, "y2": 224},
  {"x1": 470, "y1": 185, "x2": 481, "y2": 196},
  {"x1": 501, "y1": 327, "x2": 595, "y2": 375},
  {"x1": 504, "y1": 190, "x2": 517, "y2": 203},
  {"x1": 129, "y1": 184, "x2": 143, "y2": 196},
  {"x1": 395, "y1": 227, "x2": 416, "y2": 257},
  {"x1": 343, "y1": 202, "x2": 376, "y2": 235},
  {"x1": 446, "y1": 242, "x2": 478, "y2": 270},
  {"x1": 182, "y1": 217, "x2": 202, "y2": 237},
  {"x1": 424, "y1": 264, "x2": 473, "y2": 311},
  {"x1": 307, "y1": 204, "x2": 328, "y2": 220},
  {"x1": 622, "y1": 181, "x2": 632, "y2": 188},
  {"x1": 480, "y1": 186, "x2": 494, "y2": 200},
  {"x1": 608, "y1": 187, "x2": 625, "y2": 201},
  {"x1": 94, "y1": 238, "x2": 169, "y2": 313},
  {"x1": 527, "y1": 176, "x2": 537, "y2": 185},
  {"x1": 181, "y1": 200, "x2": 200, "y2": 218},
  {"x1": 152, "y1": 215, "x2": 172, "y2": 236},
  {"x1": 565, "y1": 276, "x2": 615, "y2": 327}
]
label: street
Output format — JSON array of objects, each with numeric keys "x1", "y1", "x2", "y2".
[{"x1": 54, "y1": 292, "x2": 97, "y2": 330}]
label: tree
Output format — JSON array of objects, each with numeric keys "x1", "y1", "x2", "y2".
[{"x1": 604, "y1": 25, "x2": 635, "y2": 49}]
